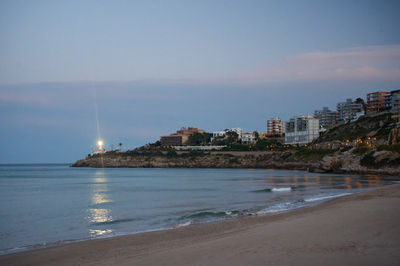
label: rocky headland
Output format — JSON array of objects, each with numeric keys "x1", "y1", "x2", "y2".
[{"x1": 72, "y1": 112, "x2": 400, "y2": 176}]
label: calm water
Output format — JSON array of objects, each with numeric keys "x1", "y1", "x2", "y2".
[{"x1": 0, "y1": 164, "x2": 397, "y2": 253}]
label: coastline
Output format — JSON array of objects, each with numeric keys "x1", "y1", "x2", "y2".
[
  {"x1": 1, "y1": 184, "x2": 399, "y2": 266},
  {"x1": 71, "y1": 150, "x2": 400, "y2": 176}
]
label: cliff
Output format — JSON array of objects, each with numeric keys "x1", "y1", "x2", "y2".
[{"x1": 71, "y1": 148, "x2": 400, "y2": 175}]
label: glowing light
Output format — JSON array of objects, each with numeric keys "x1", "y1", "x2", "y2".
[{"x1": 97, "y1": 140, "x2": 104, "y2": 148}]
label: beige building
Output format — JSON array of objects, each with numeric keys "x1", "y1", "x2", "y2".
[
  {"x1": 160, "y1": 127, "x2": 204, "y2": 146},
  {"x1": 267, "y1": 117, "x2": 284, "y2": 136},
  {"x1": 366, "y1": 91, "x2": 389, "y2": 114}
]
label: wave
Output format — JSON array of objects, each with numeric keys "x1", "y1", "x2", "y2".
[
  {"x1": 92, "y1": 218, "x2": 139, "y2": 226},
  {"x1": 253, "y1": 187, "x2": 292, "y2": 193},
  {"x1": 173, "y1": 220, "x2": 192, "y2": 228},
  {"x1": 256, "y1": 201, "x2": 302, "y2": 214},
  {"x1": 181, "y1": 210, "x2": 243, "y2": 220},
  {"x1": 304, "y1": 193, "x2": 351, "y2": 202},
  {"x1": 272, "y1": 187, "x2": 292, "y2": 192}
]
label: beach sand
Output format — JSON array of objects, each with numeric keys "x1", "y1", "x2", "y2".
[{"x1": 1, "y1": 185, "x2": 399, "y2": 266}]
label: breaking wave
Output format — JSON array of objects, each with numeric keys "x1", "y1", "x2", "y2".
[{"x1": 253, "y1": 187, "x2": 292, "y2": 193}]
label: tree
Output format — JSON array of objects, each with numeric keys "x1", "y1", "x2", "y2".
[
  {"x1": 119, "y1": 142, "x2": 122, "y2": 151},
  {"x1": 225, "y1": 130, "x2": 239, "y2": 145},
  {"x1": 355, "y1": 97, "x2": 367, "y2": 112},
  {"x1": 189, "y1": 132, "x2": 212, "y2": 145},
  {"x1": 253, "y1": 131, "x2": 259, "y2": 140}
]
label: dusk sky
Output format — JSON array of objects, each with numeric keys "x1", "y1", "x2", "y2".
[{"x1": 1, "y1": 0, "x2": 400, "y2": 163}]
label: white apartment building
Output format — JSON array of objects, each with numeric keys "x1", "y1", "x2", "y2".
[
  {"x1": 285, "y1": 115, "x2": 320, "y2": 145},
  {"x1": 241, "y1": 132, "x2": 256, "y2": 144},
  {"x1": 212, "y1": 131, "x2": 226, "y2": 138}
]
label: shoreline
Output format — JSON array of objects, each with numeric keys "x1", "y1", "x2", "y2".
[
  {"x1": 71, "y1": 150, "x2": 400, "y2": 176},
  {"x1": 1, "y1": 184, "x2": 399, "y2": 265},
  {"x1": 71, "y1": 164, "x2": 400, "y2": 176},
  {"x1": 0, "y1": 184, "x2": 355, "y2": 256}
]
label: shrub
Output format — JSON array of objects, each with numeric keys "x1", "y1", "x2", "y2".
[
  {"x1": 166, "y1": 150, "x2": 178, "y2": 157},
  {"x1": 377, "y1": 144, "x2": 400, "y2": 153},
  {"x1": 340, "y1": 146, "x2": 352, "y2": 152},
  {"x1": 352, "y1": 147, "x2": 371, "y2": 155},
  {"x1": 229, "y1": 157, "x2": 240, "y2": 164},
  {"x1": 360, "y1": 152, "x2": 375, "y2": 167}
]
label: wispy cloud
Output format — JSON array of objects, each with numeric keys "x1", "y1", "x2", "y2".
[{"x1": 236, "y1": 45, "x2": 400, "y2": 83}]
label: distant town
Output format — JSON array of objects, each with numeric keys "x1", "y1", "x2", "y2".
[
  {"x1": 158, "y1": 90, "x2": 399, "y2": 147},
  {"x1": 93, "y1": 89, "x2": 399, "y2": 154}
]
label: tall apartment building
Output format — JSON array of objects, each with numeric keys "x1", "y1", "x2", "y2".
[
  {"x1": 267, "y1": 117, "x2": 284, "y2": 136},
  {"x1": 366, "y1": 91, "x2": 390, "y2": 114},
  {"x1": 385, "y1": 93, "x2": 392, "y2": 110},
  {"x1": 314, "y1": 107, "x2": 338, "y2": 128},
  {"x1": 160, "y1": 127, "x2": 205, "y2": 146},
  {"x1": 390, "y1": 90, "x2": 400, "y2": 113},
  {"x1": 337, "y1": 98, "x2": 364, "y2": 122},
  {"x1": 285, "y1": 115, "x2": 319, "y2": 145}
]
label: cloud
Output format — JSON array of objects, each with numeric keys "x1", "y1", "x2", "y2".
[{"x1": 235, "y1": 45, "x2": 400, "y2": 84}]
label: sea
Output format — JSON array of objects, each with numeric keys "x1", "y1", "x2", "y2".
[{"x1": 0, "y1": 164, "x2": 398, "y2": 254}]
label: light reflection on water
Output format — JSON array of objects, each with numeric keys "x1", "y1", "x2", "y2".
[
  {"x1": 0, "y1": 165, "x2": 398, "y2": 253},
  {"x1": 259, "y1": 174, "x2": 388, "y2": 190},
  {"x1": 89, "y1": 229, "x2": 113, "y2": 237},
  {"x1": 88, "y1": 170, "x2": 113, "y2": 237}
]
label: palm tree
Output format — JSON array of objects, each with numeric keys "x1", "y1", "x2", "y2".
[{"x1": 119, "y1": 142, "x2": 122, "y2": 151}]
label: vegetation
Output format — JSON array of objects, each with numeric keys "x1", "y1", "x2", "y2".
[
  {"x1": 352, "y1": 146, "x2": 371, "y2": 155},
  {"x1": 292, "y1": 148, "x2": 334, "y2": 162},
  {"x1": 189, "y1": 132, "x2": 212, "y2": 145},
  {"x1": 377, "y1": 144, "x2": 400, "y2": 153},
  {"x1": 166, "y1": 149, "x2": 178, "y2": 157},
  {"x1": 316, "y1": 112, "x2": 394, "y2": 143},
  {"x1": 360, "y1": 152, "x2": 376, "y2": 167}
]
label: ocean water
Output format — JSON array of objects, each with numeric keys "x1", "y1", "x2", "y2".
[{"x1": 0, "y1": 164, "x2": 397, "y2": 254}]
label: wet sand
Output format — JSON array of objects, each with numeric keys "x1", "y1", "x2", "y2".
[{"x1": 1, "y1": 185, "x2": 400, "y2": 266}]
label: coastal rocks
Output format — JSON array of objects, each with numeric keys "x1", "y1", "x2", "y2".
[
  {"x1": 71, "y1": 151, "x2": 318, "y2": 171},
  {"x1": 320, "y1": 156, "x2": 342, "y2": 172},
  {"x1": 373, "y1": 150, "x2": 399, "y2": 163},
  {"x1": 71, "y1": 149, "x2": 400, "y2": 176}
]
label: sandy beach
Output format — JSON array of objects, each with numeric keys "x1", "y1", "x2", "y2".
[{"x1": 1, "y1": 184, "x2": 399, "y2": 266}]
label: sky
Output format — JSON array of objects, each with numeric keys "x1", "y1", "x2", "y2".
[{"x1": 0, "y1": 0, "x2": 400, "y2": 163}]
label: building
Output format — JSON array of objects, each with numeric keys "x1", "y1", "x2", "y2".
[
  {"x1": 160, "y1": 127, "x2": 205, "y2": 146},
  {"x1": 212, "y1": 128, "x2": 242, "y2": 141},
  {"x1": 241, "y1": 132, "x2": 256, "y2": 144},
  {"x1": 267, "y1": 117, "x2": 284, "y2": 136},
  {"x1": 314, "y1": 107, "x2": 338, "y2": 128},
  {"x1": 385, "y1": 93, "x2": 392, "y2": 110},
  {"x1": 285, "y1": 115, "x2": 319, "y2": 145},
  {"x1": 337, "y1": 98, "x2": 364, "y2": 122},
  {"x1": 389, "y1": 90, "x2": 400, "y2": 113},
  {"x1": 176, "y1": 127, "x2": 204, "y2": 135},
  {"x1": 212, "y1": 131, "x2": 226, "y2": 139},
  {"x1": 366, "y1": 91, "x2": 390, "y2": 114}
]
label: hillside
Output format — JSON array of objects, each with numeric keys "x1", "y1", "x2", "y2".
[
  {"x1": 316, "y1": 112, "x2": 396, "y2": 145},
  {"x1": 72, "y1": 112, "x2": 400, "y2": 175}
]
